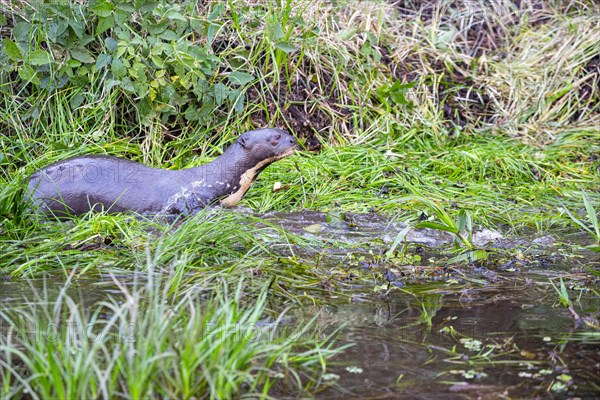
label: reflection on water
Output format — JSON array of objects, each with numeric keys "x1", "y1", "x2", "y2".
[{"x1": 313, "y1": 282, "x2": 600, "y2": 399}]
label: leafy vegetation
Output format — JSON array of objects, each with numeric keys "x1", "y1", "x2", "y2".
[{"x1": 1, "y1": 0, "x2": 252, "y2": 125}]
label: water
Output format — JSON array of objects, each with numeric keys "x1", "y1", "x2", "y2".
[
  {"x1": 2, "y1": 211, "x2": 599, "y2": 398},
  {"x1": 313, "y1": 279, "x2": 600, "y2": 398}
]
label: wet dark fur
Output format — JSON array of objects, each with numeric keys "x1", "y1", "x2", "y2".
[{"x1": 27, "y1": 128, "x2": 297, "y2": 217}]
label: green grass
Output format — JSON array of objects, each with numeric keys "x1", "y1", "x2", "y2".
[
  {"x1": 246, "y1": 129, "x2": 599, "y2": 228},
  {"x1": 0, "y1": 270, "x2": 343, "y2": 399}
]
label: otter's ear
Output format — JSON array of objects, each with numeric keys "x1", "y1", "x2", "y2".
[{"x1": 239, "y1": 135, "x2": 247, "y2": 148}]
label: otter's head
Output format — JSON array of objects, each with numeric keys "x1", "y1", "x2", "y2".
[
  {"x1": 220, "y1": 128, "x2": 297, "y2": 207},
  {"x1": 236, "y1": 128, "x2": 297, "y2": 166}
]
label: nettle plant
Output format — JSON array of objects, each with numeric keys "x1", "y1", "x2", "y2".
[{"x1": 0, "y1": 0, "x2": 251, "y2": 125}]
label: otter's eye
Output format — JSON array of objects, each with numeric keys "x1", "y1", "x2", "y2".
[{"x1": 273, "y1": 133, "x2": 281, "y2": 141}]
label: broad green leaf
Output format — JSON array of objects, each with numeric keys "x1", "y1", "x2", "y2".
[
  {"x1": 160, "y1": 30, "x2": 179, "y2": 41},
  {"x1": 18, "y1": 64, "x2": 40, "y2": 85},
  {"x1": 134, "y1": 81, "x2": 149, "y2": 98},
  {"x1": 208, "y1": 3, "x2": 224, "y2": 21},
  {"x1": 184, "y1": 105, "x2": 199, "y2": 121},
  {"x1": 70, "y1": 92, "x2": 85, "y2": 108},
  {"x1": 77, "y1": 66, "x2": 89, "y2": 76},
  {"x1": 120, "y1": 77, "x2": 135, "y2": 92},
  {"x1": 166, "y1": 11, "x2": 186, "y2": 21},
  {"x1": 338, "y1": 27, "x2": 357, "y2": 40},
  {"x1": 95, "y1": 53, "x2": 112, "y2": 70},
  {"x1": 198, "y1": 100, "x2": 214, "y2": 117},
  {"x1": 187, "y1": 46, "x2": 207, "y2": 61},
  {"x1": 70, "y1": 48, "x2": 95, "y2": 63},
  {"x1": 135, "y1": 0, "x2": 158, "y2": 13},
  {"x1": 97, "y1": 15, "x2": 115, "y2": 34},
  {"x1": 267, "y1": 20, "x2": 284, "y2": 42},
  {"x1": 61, "y1": 65, "x2": 74, "y2": 78},
  {"x1": 66, "y1": 59, "x2": 82, "y2": 67},
  {"x1": 150, "y1": 42, "x2": 164, "y2": 55},
  {"x1": 91, "y1": 0, "x2": 115, "y2": 17},
  {"x1": 3, "y1": 39, "x2": 22, "y2": 61},
  {"x1": 228, "y1": 71, "x2": 254, "y2": 86},
  {"x1": 233, "y1": 92, "x2": 245, "y2": 114},
  {"x1": 115, "y1": 43, "x2": 127, "y2": 58},
  {"x1": 128, "y1": 66, "x2": 139, "y2": 79},
  {"x1": 111, "y1": 58, "x2": 126, "y2": 78},
  {"x1": 104, "y1": 37, "x2": 118, "y2": 52},
  {"x1": 48, "y1": 20, "x2": 69, "y2": 42},
  {"x1": 228, "y1": 88, "x2": 240, "y2": 102},
  {"x1": 275, "y1": 41, "x2": 297, "y2": 53},
  {"x1": 473, "y1": 249, "x2": 488, "y2": 260},
  {"x1": 105, "y1": 79, "x2": 120, "y2": 90},
  {"x1": 28, "y1": 50, "x2": 52, "y2": 65},
  {"x1": 150, "y1": 55, "x2": 164, "y2": 68},
  {"x1": 213, "y1": 82, "x2": 228, "y2": 105},
  {"x1": 325, "y1": 211, "x2": 345, "y2": 225},
  {"x1": 69, "y1": 19, "x2": 85, "y2": 39},
  {"x1": 13, "y1": 22, "x2": 30, "y2": 42},
  {"x1": 359, "y1": 43, "x2": 372, "y2": 56},
  {"x1": 435, "y1": 27, "x2": 457, "y2": 50},
  {"x1": 116, "y1": 2, "x2": 135, "y2": 12}
]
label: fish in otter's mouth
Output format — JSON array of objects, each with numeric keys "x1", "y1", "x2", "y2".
[
  {"x1": 220, "y1": 139, "x2": 297, "y2": 208},
  {"x1": 275, "y1": 146, "x2": 296, "y2": 159}
]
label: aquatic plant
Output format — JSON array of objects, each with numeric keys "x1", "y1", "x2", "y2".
[
  {"x1": 549, "y1": 277, "x2": 584, "y2": 325},
  {"x1": 561, "y1": 190, "x2": 600, "y2": 251},
  {"x1": 403, "y1": 195, "x2": 488, "y2": 264}
]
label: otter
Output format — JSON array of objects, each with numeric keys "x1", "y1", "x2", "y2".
[{"x1": 27, "y1": 128, "x2": 297, "y2": 217}]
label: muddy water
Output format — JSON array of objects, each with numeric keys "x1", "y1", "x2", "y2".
[
  {"x1": 2, "y1": 211, "x2": 599, "y2": 398},
  {"x1": 0, "y1": 270, "x2": 147, "y2": 307},
  {"x1": 260, "y1": 211, "x2": 600, "y2": 398},
  {"x1": 309, "y1": 277, "x2": 600, "y2": 399}
]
